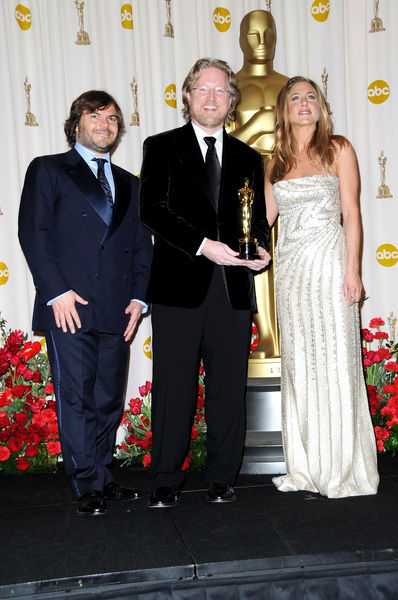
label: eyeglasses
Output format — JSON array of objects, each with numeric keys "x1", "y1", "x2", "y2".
[{"x1": 191, "y1": 86, "x2": 231, "y2": 98}]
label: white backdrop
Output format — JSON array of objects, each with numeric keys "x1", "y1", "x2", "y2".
[{"x1": 0, "y1": 0, "x2": 397, "y2": 404}]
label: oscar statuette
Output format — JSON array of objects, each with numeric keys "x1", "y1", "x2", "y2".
[{"x1": 238, "y1": 179, "x2": 260, "y2": 260}]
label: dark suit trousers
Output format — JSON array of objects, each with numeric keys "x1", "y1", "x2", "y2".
[
  {"x1": 46, "y1": 327, "x2": 129, "y2": 498},
  {"x1": 149, "y1": 267, "x2": 251, "y2": 490}
]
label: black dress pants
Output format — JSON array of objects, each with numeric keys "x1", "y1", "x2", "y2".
[
  {"x1": 46, "y1": 327, "x2": 129, "y2": 498},
  {"x1": 149, "y1": 267, "x2": 251, "y2": 490}
]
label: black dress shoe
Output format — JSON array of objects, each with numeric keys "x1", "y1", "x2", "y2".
[
  {"x1": 147, "y1": 487, "x2": 181, "y2": 508},
  {"x1": 207, "y1": 483, "x2": 236, "y2": 503},
  {"x1": 103, "y1": 482, "x2": 143, "y2": 501},
  {"x1": 77, "y1": 490, "x2": 108, "y2": 517}
]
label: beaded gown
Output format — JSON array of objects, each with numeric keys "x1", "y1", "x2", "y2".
[{"x1": 271, "y1": 175, "x2": 379, "y2": 498}]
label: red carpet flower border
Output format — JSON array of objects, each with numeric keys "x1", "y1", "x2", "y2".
[
  {"x1": 0, "y1": 315, "x2": 61, "y2": 473},
  {"x1": 362, "y1": 317, "x2": 398, "y2": 453}
]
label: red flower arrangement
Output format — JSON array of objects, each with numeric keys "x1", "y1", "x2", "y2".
[
  {"x1": 362, "y1": 317, "x2": 398, "y2": 454},
  {"x1": 116, "y1": 362, "x2": 207, "y2": 470},
  {"x1": 0, "y1": 315, "x2": 61, "y2": 473},
  {"x1": 250, "y1": 322, "x2": 259, "y2": 353}
]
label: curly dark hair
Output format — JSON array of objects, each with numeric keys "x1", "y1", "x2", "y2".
[{"x1": 64, "y1": 90, "x2": 125, "y2": 147}]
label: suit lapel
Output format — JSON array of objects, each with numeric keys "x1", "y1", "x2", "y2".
[
  {"x1": 176, "y1": 122, "x2": 216, "y2": 211},
  {"x1": 63, "y1": 148, "x2": 111, "y2": 225}
]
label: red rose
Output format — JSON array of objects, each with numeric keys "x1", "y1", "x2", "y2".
[
  {"x1": 376, "y1": 440, "x2": 384, "y2": 452},
  {"x1": 385, "y1": 362, "x2": 398, "y2": 372},
  {"x1": 129, "y1": 398, "x2": 142, "y2": 415},
  {"x1": 31, "y1": 371, "x2": 42, "y2": 383},
  {"x1": 378, "y1": 348, "x2": 391, "y2": 360},
  {"x1": 0, "y1": 390, "x2": 12, "y2": 407},
  {"x1": 145, "y1": 381, "x2": 152, "y2": 392},
  {"x1": 362, "y1": 329, "x2": 374, "y2": 343},
  {"x1": 181, "y1": 453, "x2": 192, "y2": 471},
  {"x1": 387, "y1": 416, "x2": 398, "y2": 428},
  {"x1": 14, "y1": 412, "x2": 28, "y2": 426},
  {"x1": 143, "y1": 453, "x2": 151, "y2": 467},
  {"x1": 25, "y1": 444, "x2": 39, "y2": 457},
  {"x1": 374, "y1": 331, "x2": 388, "y2": 340},
  {"x1": 12, "y1": 385, "x2": 26, "y2": 398},
  {"x1": 196, "y1": 397, "x2": 205, "y2": 411},
  {"x1": 191, "y1": 426, "x2": 199, "y2": 440},
  {"x1": 0, "y1": 414, "x2": 10, "y2": 429},
  {"x1": 0, "y1": 446, "x2": 11, "y2": 461},
  {"x1": 363, "y1": 357, "x2": 373, "y2": 368},
  {"x1": 369, "y1": 318, "x2": 385, "y2": 328},
  {"x1": 250, "y1": 339, "x2": 259, "y2": 352},
  {"x1": 199, "y1": 364, "x2": 204, "y2": 375},
  {"x1": 41, "y1": 408, "x2": 57, "y2": 423},
  {"x1": 47, "y1": 441, "x2": 61, "y2": 455},
  {"x1": 45, "y1": 383, "x2": 54, "y2": 394},
  {"x1": 9, "y1": 438, "x2": 23, "y2": 452},
  {"x1": 251, "y1": 323, "x2": 258, "y2": 334},
  {"x1": 381, "y1": 405, "x2": 395, "y2": 419},
  {"x1": 0, "y1": 431, "x2": 10, "y2": 442},
  {"x1": 374, "y1": 426, "x2": 390, "y2": 441},
  {"x1": 138, "y1": 385, "x2": 147, "y2": 396},
  {"x1": 198, "y1": 383, "x2": 204, "y2": 396},
  {"x1": 16, "y1": 457, "x2": 30, "y2": 470}
]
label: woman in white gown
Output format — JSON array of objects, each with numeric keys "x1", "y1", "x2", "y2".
[{"x1": 265, "y1": 76, "x2": 379, "y2": 498}]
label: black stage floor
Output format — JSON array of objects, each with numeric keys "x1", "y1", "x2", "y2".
[{"x1": 1, "y1": 455, "x2": 398, "y2": 599}]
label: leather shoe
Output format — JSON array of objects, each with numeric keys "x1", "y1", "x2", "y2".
[
  {"x1": 77, "y1": 490, "x2": 108, "y2": 517},
  {"x1": 207, "y1": 483, "x2": 236, "y2": 503},
  {"x1": 147, "y1": 487, "x2": 181, "y2": 508},
  {"x1": 103, "y1": 482, "x2": 142, "y2": 501}
]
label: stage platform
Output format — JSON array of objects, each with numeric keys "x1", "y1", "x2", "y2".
[{"x1": 1, "y1": 455, "x2": 398, "y2": 599}]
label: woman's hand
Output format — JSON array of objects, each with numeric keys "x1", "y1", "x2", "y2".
[{"x1": 343, "y1": 268, "x2": 363, "y2": 306}]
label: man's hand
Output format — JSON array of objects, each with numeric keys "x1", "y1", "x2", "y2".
[
  {"x1": 201, "y1": 240, "x2": 248, "y2": 266},
  {"x1": 244, "y1": 246, "x2": 271, "y2": 272},
  {"x1": 124, "y1": 301, "x2": 144, "y2": 342},
  {"x1": 52, "y1": 290, "x2": 88, "y2": 334}
]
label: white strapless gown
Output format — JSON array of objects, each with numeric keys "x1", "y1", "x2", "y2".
[{"x1": 272, "y1": 175, "x2": 379, "y2": 498}]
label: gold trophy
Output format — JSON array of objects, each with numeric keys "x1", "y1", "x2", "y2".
[
  {"x1": 228, "y1": 9, "x2": 288, "y2": 376},
  {"x1": 238, "y1": 179, "x2": 260, "y2": 260},
  {"x1": 369, "y1": 0, "x2": 385, "y2": 32},
  {"x1": 74, "y1": 0, "x2": 90, "y2": 45},
  {"x1": 164, "y1": 0, "x2": 174, "y2": 38},
  {"x1": 321, "y1": 68, "x2": 332, "y2": 115},
  {"x1": 24, "y1": 77, "x2": 39, "y2": 127},
  {"x1": 376, "y1": 151, "x2": 393, "y2": 198},
  {"x1": 129, "y1": 77, "x2": 140, "y2": 126}
]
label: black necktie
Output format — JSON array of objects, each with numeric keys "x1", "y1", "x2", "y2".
[
  {"x1": 204, "y1": 136, "x2": 221, "y2": 211},
  {"x1": 92, "y1": 157, "x2": 113, "y2": 225}
]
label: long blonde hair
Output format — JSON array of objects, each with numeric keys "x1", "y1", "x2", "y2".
[{"x1": 270, "y1": 76, "x2": 346, "y2": 184}]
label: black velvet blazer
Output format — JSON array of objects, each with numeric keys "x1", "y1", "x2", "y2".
[{"x1": 139, "y1": 121, "x2": 270, "y2": 311}]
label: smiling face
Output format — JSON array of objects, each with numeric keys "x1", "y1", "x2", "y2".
[
  {"x1": 287, "y1": 81, "x2": 320, "y2": 128},
  {"x1": 185, "y1": 66, "x2": 232, "y2": 134},
  {"x1": 75, "y1": 104, "x2": 119, "y2": 155}
]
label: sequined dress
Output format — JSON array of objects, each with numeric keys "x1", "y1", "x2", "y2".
[{"x1": 272, "y1": 175, "x2": 379, "y2": 498}]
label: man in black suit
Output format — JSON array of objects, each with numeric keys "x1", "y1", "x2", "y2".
[
  {"x1": 19, "y1": 90, "x2": 152, "y2": 516},
  {"x1": 140, "y1": 58, "x2": 271, "y2": 508}
]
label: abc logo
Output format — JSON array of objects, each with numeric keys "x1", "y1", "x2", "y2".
[
  {"x1": 0, "y1": 262, "x2": 9, "y2": 285},
  {"x1": 15, "y1": 4, "x2": 32, "y2": 30},
  {"x1": 164, "y1": 84, "x2": 177, "y2": 108},
  {"x1": 213, "y1": 7, "x2": 231, "y2": 32},
  {"x1": 121, "y1": 4, "x2": 133, "y2": 29},
  {"x1": 376, "y1": 244, "x2": 398, "y2": 267},
  {"x1": 311, "y1": 0, "x2": 330, "y2": 22},
  {"x1": 143, "y1": 336, "x2": 152, "y2": 359},
  {"x1": 368, "y1": 80, "x2": 390, "y2": 104}
]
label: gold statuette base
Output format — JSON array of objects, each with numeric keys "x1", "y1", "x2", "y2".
[
  {"x1": 75, "y1": 31, "x2": 90, "y2": 45},
  {"x1": 248, "y1": 357, "x2": 281, "y2": 378},
  {"x1": 238, "y1": 238, "x2": 259, "y2": 260},
  {"x1": 377, "y1": 185, "x2": 392, "y2": 198}
]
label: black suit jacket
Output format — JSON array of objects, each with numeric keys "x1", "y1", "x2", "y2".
[
  {"x1": 19, "y1": 147, "x2": 152, "y2": 333},
  {"x1": 139, "y1": 121, "x2": 269, "y2": 311}
]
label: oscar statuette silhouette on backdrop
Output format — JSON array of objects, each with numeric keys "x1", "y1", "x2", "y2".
[{"x1": 228, "y1": 9, "x2": 288, "y2": 377}]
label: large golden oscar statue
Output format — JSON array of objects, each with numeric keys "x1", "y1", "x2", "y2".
[{"x1": 228, "y1": 9, "x2": 288, "y2": 377}]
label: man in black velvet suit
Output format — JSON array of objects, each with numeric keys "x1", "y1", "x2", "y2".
[
  {"x1": 19, "y1": 91, "x2": 152, "y2": 516},
  {"x1": 140, "y1": 58, "x2": 271, "y2": 508}
]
